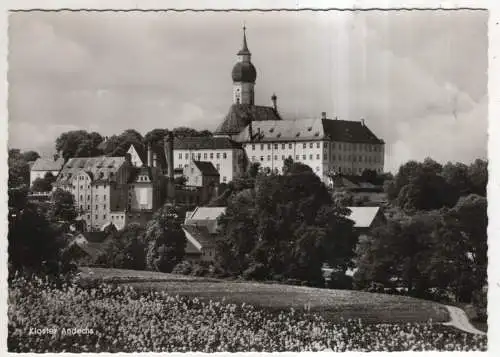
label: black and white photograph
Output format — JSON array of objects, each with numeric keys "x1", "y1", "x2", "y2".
[{"x1": 5, "y1": 2, "x2": 491, "y2": 353}]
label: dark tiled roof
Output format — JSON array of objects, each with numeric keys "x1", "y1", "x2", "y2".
[
  {"x1": 174, "y1": 136, "x2": 242, "y2": 150},
  {"x1": 193, "y1": 161, "x2": 220, "y2": 176},
  {"x1": 215, "y1": 104, "x2": 282, "y2": 135},
  {"x1": 182, "y1": 225, "x2": 216, "y2": 248},
  {"x1": 235, "y1": 118, "x2": 384, "y2": 144},
  {"x1": 57, "y1": 156, "x2": 126, "y2": 184},
  {"x1": 31, "y1": 158, "x2": 64, "y2": 171},
  {"x1": 322, "y1": 119, "x2": 384, "y2": 144}
]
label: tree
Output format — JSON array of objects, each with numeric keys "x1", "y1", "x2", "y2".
[
  {"x1": 55, "y1": 130, "x2": 104, "y2": 161},
  {"x1": 48, "y1": 188, "x2": 77, "y2": 222},
  {"x1": 31, "y1": 172, "x2": 56, "y2": 192},
  {"x1": 467, "y1": 159, "x2": 487, "y2": 197},
  {"x1": 8, "y1": 203, "x2": 70, "y2": 275},
  {"x1": 103, "y1": 129, "x2": 144, "y2": 157},
  {"x1": 144, "y1": 128, "x2": 169, "y2": 146},
  {"x1": 98, "y1": 223, "x2": 147, "y2": 270},
  {"x1": 218, "y1": 165, "x2": 356, "y2": 285},
  {"x1": 172, "y1": 127, "x2": 212, "y2": 138},
  {"x1": 144, "y1": 204, "x2": 186, "y2": 273},
  {"x1": 8, "y1": 149, "x2": 30, "y2": 188},
  {"x1": 332, "y1": 190, "x2": 354, "y2": 207},
  {"x1": 442, "y1": 162, "x2": 471, "y2": 197},
  {"x1": 22, "y1": 150, "x2": 40, "y2": 162}
]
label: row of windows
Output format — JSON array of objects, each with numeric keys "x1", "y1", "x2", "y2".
[
  {"x1": 74, "y1": 183, "x2": 108, "y2": 190},
  {"x1": 179, "y1": 152, "x2": 228, "y2": 160},
  {"x1": 251, "y1": 154, "x2": 382, "y2": 163},
  {"x1": 79, "y1": 194, "x2": 107, "y2": 201},
  {"x1": 79, "y1": 203, "x2": 107, "y2": 210},
  {"x1": 247, "y1": 142, "x2": 382, "y2": 152}
]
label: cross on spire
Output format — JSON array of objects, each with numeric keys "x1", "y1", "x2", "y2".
[{"x1": 238, "y1": 24, "x2": 251, "y2": 56}]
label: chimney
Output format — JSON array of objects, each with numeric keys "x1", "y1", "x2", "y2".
[
  {"x1": 321, "y1": 112, "x2": 327, "y2": 120},
  {"x1": 360, "y1": 118, "x2": 365, "y2": 126},
  {"x1": 164, "y1": 130, "x2": 176, "y2": 203},
  {"x1": 147, "y1": 143, "x2": 153, "y2": 167},
  {"x1": 271, "y1": 93, "x2": 277, "y2": 111}
]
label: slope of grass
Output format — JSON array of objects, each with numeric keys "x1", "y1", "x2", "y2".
[{"x1": 78, "y1": 267, "x2": 449, "y2": 324}]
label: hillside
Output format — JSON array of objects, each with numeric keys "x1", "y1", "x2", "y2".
[{"x1": 79, "y1": 267, "x2": 449, "y2": 324}]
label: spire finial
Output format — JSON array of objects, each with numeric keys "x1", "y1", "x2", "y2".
[{"x1": 238, "y1": 23, "x2": 250, "y2": 56}]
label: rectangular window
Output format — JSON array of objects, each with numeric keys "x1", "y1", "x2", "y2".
[
  {"x1": 325, "y1": 142, "x2": 328, "y2": 148},
  {"x1": 87, "y1": 215, "x2": 90, "y2": 219},
  {"x1": 296, "y1": 155, "x2": 299, "y2": 160},
  {"x1": 260, "y1": 156, "x2": 264, "y2": 161},
  {"x1": 260, "y1": 144, "x2": 264, "y2": 150},
  {"x1": 223, "y1": 176, "x2": 227, "y2": 182},
  {"x1": 274, "y1": 144, "x2": 278, "y2": 150},
  {"x1": 316, "y1": 154, "x2": 320, "y2": 160},
  {"x1": 251, "y1": 156, "x2": 255, "y2": 162},
  {"x1": 303, "y1": 155, "x2": 306, "y2": 160},
  {"x1": 289, "y1": 143, "x2": 293, "y2": 149},
  {"x1": 210, "y1": 153, "x2": 214, "y2": 159},
  {"x1": 252, "y1": 144, "x2": 255, "y2": 150},
  {"x1": 95, "y1": 205, "x2": 98, "y2": 210},
  {"x1": 216, "y1": 153, "x2": 220, "y2": 159},
  {"x1": 103, "y1": 214, "x2": 106, "y2": 220},
  {"x1": 282, "y1": 143, "x2": 285, "y2": 149},
  {"x1": 223, "y1": 153, "x2": 227, "y2": 159},
  {"x1": 317, "y1": 142, "x2": 320, "y2": 148},
  {"x1": 268, "y1": 144, "x2": 271, "y2": 150},
  {"x1": 192, "y1": 153, "x2": 195, "y2": 159},
  {"x1": 80, "y1": 185, "x2": 83, "y2": 190},
  {"x1": 303, "y1": 143, "x2": 306, "y2": 149},
  {"x1": 282, "y1": 155, "x2": 285, "y2": 160},
  {"x1": 103, "y1": 204, "x2": 106, "y2": 210},
  {"x1": 309, "y1": 154, "x2": 313, "y2": 160},
  {"x1": 267, "y1": 155, "x2": 271, "y2": 161},
  {"x1": 80, "y1": 195, "x2": 83, "y2": 200},
  {"x1": 216, "y1": 163, "x2": 220, "y2": 171},
  {"x1": 197, "y1": 154, "x2": 201, "y2": 160},
  {"x1": 204, "y1": 153, "x2": 207, "y2": 159},
  {"x1": 87, "y1": 205, "x2": 90, "y2": 210},
  {"x1": 185, "y1": 153, "x2": 189, "y2": 159},
  {"x1": 95, "y1": 215, "x2": 98, "y2": 220},
  {"x1": 274, "y1": 155, "x2": 278, "y2": 160},
  {"x1": 310, "y1": 143, "x2": 313, "y2": 148},
  {"x1": 104, "y1": 194, "x2": 106, "y2": 200},
  {"x1": 178, "y1": 153, "x2": 182, "y2": 159}
]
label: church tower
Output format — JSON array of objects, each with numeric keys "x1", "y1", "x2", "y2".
[{"x1": 231, "y1": 26, "x2": 257, "y2": 105}]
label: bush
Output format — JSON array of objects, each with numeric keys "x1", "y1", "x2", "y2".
[
  {"x1": 327, "y1": 272, "x2": 353, "y2": 290},
  {"x1": 172, "y1": 261, "x2": 193, "y2": 275},
  {"x1": 242, "y1": 263, "x2": 268, "y2": 281}
]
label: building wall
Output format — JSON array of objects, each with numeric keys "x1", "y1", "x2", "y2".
[
  {"x1": 127, "y1": 146, "x2": 144, "y2": 167},
  {"x1": 242, "y1": 139, "x2": 384, "y2": 183},
  {"x1": 30, "y1": 170, "x2": 60, "y2": 187},
  {"x1": 130, "y1": 182, "x2": 154, "y2": 210},
  {"x1": 174, "y1": 148, "x2": 243, "y2": 184}
]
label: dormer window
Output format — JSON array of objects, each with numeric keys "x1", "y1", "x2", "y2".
[
  {"x1": 296, "y1": 132, "x2": 300, "y2": 137},
  {"x1": 269, "y1": 128, "x2": 274, "y2": 133},
  {"x1": 307, "y1": 127, "x2": 312, "y2": 131}
]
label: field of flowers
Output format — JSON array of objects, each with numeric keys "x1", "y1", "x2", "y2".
[{"x1": 8, "y1": 275, "x2": 486, "y2": 352}]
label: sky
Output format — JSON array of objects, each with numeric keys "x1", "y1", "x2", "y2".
[{"x1": 7, "y1": 10, "x2": 488, "y2": 172}]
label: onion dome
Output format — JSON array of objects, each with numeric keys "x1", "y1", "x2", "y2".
[{"x1": 232, "y1": 62, "x2": 257, "y2": 83}]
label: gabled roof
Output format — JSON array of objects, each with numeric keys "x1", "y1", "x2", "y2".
[
  {"x1": 182, "y1": 225, "x2": 216, "y2": 248},
  {"x1": 185, "y1": 239, "x2": 202, "y2": 255},
  {"x1": 174, "y1": 136, "x2": 242, "y2": 150},
  {"x1": 193, "y1": 161, "x2": 220, "y2": 176},
  {"x1": 31, "y1": 158, "x2": 65, "y2": 171},
  {"x1": 56, "y1": 156, "x2": 126, "y2": 184},
  {"x1": 346, "y1": 206, "x2": 381, "y2": 228},
  {"x1": 235, "y1": 118, "x2": 384, "y2": 144},
  {"x1": 215, "y1": 104, "x2": 282, "y2": 135}
]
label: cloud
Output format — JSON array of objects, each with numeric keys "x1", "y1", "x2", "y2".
[{"x1": 8, "y1": 10, "x2": 487, "y2": 172}]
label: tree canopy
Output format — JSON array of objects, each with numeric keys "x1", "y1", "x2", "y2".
[
  {"x1": 8, "y1": 149, "x2": 31, "y2": 188},
  {"x1": 217, "y1": 160, "x2": 356, "y2": 285},
  {"x1": 55, "y1": 130, "x2": 104, "y2": 161}
]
